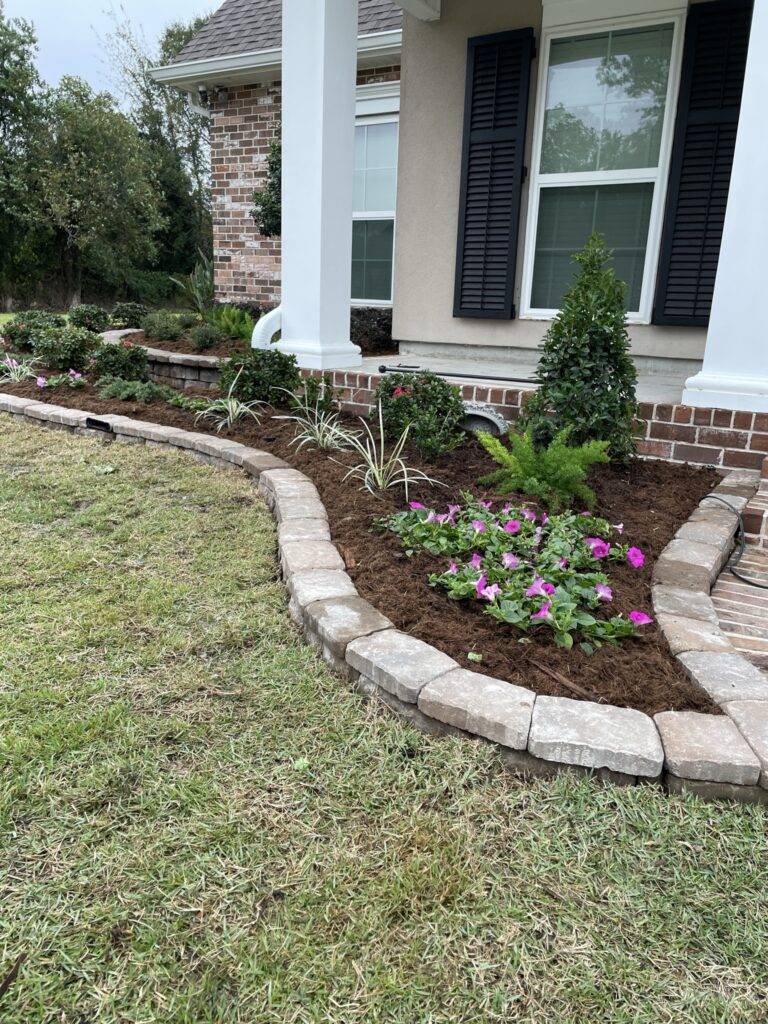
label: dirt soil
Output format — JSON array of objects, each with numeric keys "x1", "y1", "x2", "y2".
[
  {"x1": 4, "y1": 378, "x2": 722, "y2": 716},
  {"x1": 145, "y1": 336, "x2": 248, "y2": 359}
]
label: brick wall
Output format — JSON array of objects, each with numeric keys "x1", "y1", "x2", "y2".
[{"x1": 209, "y1": 65, "x2": 401, "y2": 308}]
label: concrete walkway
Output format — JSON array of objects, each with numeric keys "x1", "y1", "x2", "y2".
[{"x1": 712, "y1": 548, "x2": 768, "y2": 668}]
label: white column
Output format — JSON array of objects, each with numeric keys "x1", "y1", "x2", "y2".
[
  {"x1": 683, "y1": 0, "x2": 768, "y2": 412},
  {"x1": 277, "y1": 0, "x2": 362, "y2": 370}
]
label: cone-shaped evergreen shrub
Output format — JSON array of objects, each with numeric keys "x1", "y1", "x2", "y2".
[{"x1": 523, "y1": 233, "x2": 638, "y2": 461}]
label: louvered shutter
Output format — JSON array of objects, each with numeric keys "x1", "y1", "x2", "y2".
[
  {"x1": 653, "y1": 0, "x2": 752, "y2": 326},
  {"x1": 453, "y1": 29, "x2": 534, "y2": 319}
]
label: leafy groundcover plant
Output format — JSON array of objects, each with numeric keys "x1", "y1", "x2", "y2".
[{"x1": 382, "y1": 495, "x2": 651, "y2": 651}]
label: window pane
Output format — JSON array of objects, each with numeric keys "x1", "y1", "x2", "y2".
[
  {"x1": 351, "y1": 220, "x2": 394, "y2": 302},
  {"x1": 531, "y1": 183, "x2": 654, "y2": 310},
  {"x1": 541, "y1": 24, "x2": 674, "y2": 172},
  {"x1": 354, "y1": 121, "x2": 399, "y2": 212}
]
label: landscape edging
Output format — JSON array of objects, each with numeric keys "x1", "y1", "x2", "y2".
[{"x1": 3, "y1": 389, "x2": 766, "y2": 805}]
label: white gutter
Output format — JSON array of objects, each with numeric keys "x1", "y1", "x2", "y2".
[{"x1": 150, "y1": 28, "x2": 402, "y2": 90}]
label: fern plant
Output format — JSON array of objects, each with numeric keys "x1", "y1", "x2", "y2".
[{"x1": 478, "y1": 427, "x2": 609, "y2": 510}]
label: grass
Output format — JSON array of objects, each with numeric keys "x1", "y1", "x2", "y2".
[{"x1": 0, "y1": 419, "x2": 767, "y2": 1023}]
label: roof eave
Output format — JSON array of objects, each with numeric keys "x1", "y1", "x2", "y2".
[{"x1": 150, "y1": 28, "x2": 402, "y2": 90}]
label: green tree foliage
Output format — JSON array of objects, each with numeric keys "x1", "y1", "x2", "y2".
[
  {"x1": 251, "y1": 140, "x2": 282, "y2": 238},
  {"x1": 36, "y1": 77, "x2": 164, "y2": 305},
  {"x1": 478, "y1": 427, "x2": 610, "y2": 510},
  {"x1": 523, "y1": 233, "x2": 638, "y2": 461}
]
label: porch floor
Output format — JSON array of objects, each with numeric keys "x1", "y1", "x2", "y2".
[{"x1": 362, "y1": 353, "x2": 691, "y2": 405}]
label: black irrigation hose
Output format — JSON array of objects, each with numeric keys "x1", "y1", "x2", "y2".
[{"x1": 704, "y1": 494, "x2": 768, "y2": 591}]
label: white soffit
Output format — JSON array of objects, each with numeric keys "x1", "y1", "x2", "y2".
[
  {"x1": 396, "y1": 0, "x2": 441, "y2": 20},
  {"x1": 543, "y1": 0, "x2": 687, "y2": 29}
]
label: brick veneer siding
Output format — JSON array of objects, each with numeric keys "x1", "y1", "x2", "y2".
[{"x1": 209, "y1": 64, "x2": 401, "y2": 307}]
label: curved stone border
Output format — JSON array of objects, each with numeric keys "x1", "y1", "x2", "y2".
[
  {"x1": 103, "y1": 329, "x2": 222, "y2": 391},
  {"x1": 3, "y1": 390, "x2": 767, "y2": 805}
]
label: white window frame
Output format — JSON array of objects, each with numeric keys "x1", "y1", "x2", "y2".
[
  {"x1": 520, "y1": 10, "x2": 686, "y2": 324},
  {"x1": 352, "y1": 82, "x2": 400, "y2": 308}
]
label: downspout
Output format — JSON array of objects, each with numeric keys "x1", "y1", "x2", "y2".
[{"x1": 252, "y1": 305, "x2": 282, "y2": 348}]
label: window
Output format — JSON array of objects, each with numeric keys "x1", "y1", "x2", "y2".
[
  {"x1": 522, "y1": 19, "x2": 682, "y2": 320},
  {"x1": 352, "y1": 119, "x2": 398, "y2": 305}
]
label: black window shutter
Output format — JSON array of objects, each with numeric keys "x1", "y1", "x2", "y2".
[
  {"x1": 453, "y1": 29, "x2": 534, "y2": 319},
  {"x1": 653, "y1": 0, "x2": 752, "y2": 326}
]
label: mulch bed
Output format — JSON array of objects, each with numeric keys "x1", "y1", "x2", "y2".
[
  {"x1": 144, "y1": 336, "x2": 249, "y2": 359},
  {"x1": 5, "y1": 379, "x2": 722, "y2": 716}
]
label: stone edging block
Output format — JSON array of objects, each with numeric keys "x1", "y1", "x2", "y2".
[{"x1": 4, "y1": 393, "x2": 768, "y2": 805}]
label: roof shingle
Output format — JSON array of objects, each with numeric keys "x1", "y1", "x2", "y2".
[{"x1": 174, "y1": 0, "x2": 402, "y2": 64}]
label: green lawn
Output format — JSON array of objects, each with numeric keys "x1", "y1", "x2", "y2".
[{"x1": 0, "y1": 419, "x2": 767, "y2": 1023}]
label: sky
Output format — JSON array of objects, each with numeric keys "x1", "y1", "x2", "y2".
[{"x1": 5, "y1": 0, "x2": 213, "y2": 90}]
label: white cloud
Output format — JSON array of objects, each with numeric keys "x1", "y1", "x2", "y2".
[{"x1": 5, "y1": 0, "x2": 213, "y2": 89}]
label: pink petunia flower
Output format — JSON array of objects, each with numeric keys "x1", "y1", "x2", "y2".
[
  {"x1": 531, "y1": 601, "x2": 552, "y2": 621},
  {"x1": 448, "y1": 561, "x2": 459, "y2": 575},
  {"x1": 503, "y1": 519, "x2": 521, "y2": 534},
  {"x1": 558, "y1": 558, "x2": 569, "y2": 569},
  {"x1": 613, "y1": 522, "x2": 625, "y2": 534},
  {"x1": 409, "y1": 501, "x2": 426, "y2": 510},
  {"x1": 627, "y1": 547, "x2": 646, "y2": 569},
  {"x1": 595, "y1": 583, "x2": 613, "y2": 602},
  {"x1": 629, "y1": 610, "x2": 652, "y2": 626},
  {"x1": 476, "y1": 577, "x2": 502, "y2": 602},
  {"x1": 586, "y1": 537, "x2": 611, "y2": 559},
  {"x1": 525, "y1": 576, "x2": 555, "y2": 599},
  {"x1": 469, "y1": 553, "x2": 483, "y2": 570},
  {"x1": 480, "y1": 500, "x2": 493, "y2": 511},
  {"x1": 36, "y1": 376, "x2": 47, "y2": 388},
  {"x1": 533, "y1": 527, "x2": 543, "y2": 547},
  {"x1": 502, "y1": 552, "x2": 520, "y2": 570},
  {"x1": 522, "y1": 509, "x2": 536, "y2": 521},
  {"x1": 540, "y1": 513, "x2": 549, "y2": 526},
  {"x1": 472, "y1": 519, "x2": 487, "y2": 534}
]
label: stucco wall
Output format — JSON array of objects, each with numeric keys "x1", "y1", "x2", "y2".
[{"x1": 391, "y1": 0, "x2": 707, "y2": 365}]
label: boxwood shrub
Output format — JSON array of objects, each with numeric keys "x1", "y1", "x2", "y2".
[
  {"x1": 69, "y1": 304, "x2": 111, "y2": 333},
  {"x1": 31, "y1": 326, "x2": 100, "y2": 372},
  {"x1": 219, "y1": 349, "x2": 300, "y2": 405},
  {"x1": 3, "y1": 311, "x2": 67, "y2": 351},
  {"x1": 111, "y1": 302, "x2": 148, "y2": 329},
  {"x1": 91, "y1": 340, "x2": 150, "y2": 382},
  {"x1": 141, "y1": 310, "x2": 182, "y2": 343},
  {"x1": 376, "y1": 371, "x2": 465, "y2": 459}
]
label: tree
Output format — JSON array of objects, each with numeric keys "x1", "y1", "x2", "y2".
[
  {"x1": 522, "y1": 233, "x2": 638, "y2": 461},
  {"x1": 36, "y1": 77, "x2": 164, "y2": 305},
  {"x1": 0, "y1": 2, "x2": 48, "y2": 302},
  {"x1": 251, "y1": 139, "x2": 282, "y2": 238}
]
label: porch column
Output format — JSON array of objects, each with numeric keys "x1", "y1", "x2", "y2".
[
  {"x1": 682, "y1": 0, "x2": 768, "y2": 412},
  {"x1": 277, "y1": 0, "x2": 362, "y2": 370}
]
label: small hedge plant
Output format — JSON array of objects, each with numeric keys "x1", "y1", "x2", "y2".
[
  {"x1": 31, "y1": 326, "x2": 100, "y2": 372},
  {"x1": 523, "y1": 233, "x2": 637, "y2": 461},
  {"x1": 69, "y1": 304, "x2": 111, "y2": 333},
  {"x1": 141, "y1": 310, "x2": 182, "y2": 342},
  {"x1": 3, "y1": 311, "x2": 67, "y2": 351},
  {"x1": 219, "y1": 349, "x2": 300, "y2": 406},
  {"x1": 90, "y1": 339, "x2": 150, "y2": 382},
  {"x1": 190, "y1": 323, "x2": 225, "y2": 352},
  {"x1": 376, "y1": 371, "x2": 465, "y2": 460},
  {"x1": 478, "y1": 427, "x2": 610, "y2": 510},
  {"x1": 111, "y1": 302, "x2": 148, "y2": 328}
]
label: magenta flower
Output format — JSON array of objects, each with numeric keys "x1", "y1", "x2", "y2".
[
  {"x1": 558, "y1": 558, "x2": 569, "y2": 569},
  {"x1": 503, "y1": 519, "x2": 521, "y2": 534},
  {"x1": 448, "y1": 561, "x2": 459, "y2": 575},
  {"x1": 629, "y1": 610, "x2": 652, "y2": 626},
  {"x1": 480, "y1": 500, "x2": 493, "y2": 511},
  {"x1": 36, "y1": 376, "x2": 47, "y2": 388},
  {"x1": 502, "y1": 503, "x2": 512, "y2": 515},
  {"x1": 469, "y1": 553, "x2": 483, "y2": 570},
  {"x1": 476, "y1": 576, "x2": 502, "y2": 602},
  {"x1": 409, "y1": 501, "x2": 426, "y2": 510},
  {"x1": 595, "y1": 583, "x2": 613, "y2": 602},
  {"x1": 531, "y1": 601, "x2": 552, "y2": 621},
  {"x1": 68, "y1": 369, "x2": 82, "y2": 380},
  {"x1": 525, "y1": 576, "x2": 555, "y2": 599},
  {"x1": 522, "y1": 509, "x2": 536, "y2": 521},
  {"x1": 613, "y1": 522, "x2": 625, "y2": 534},
  {"x1": 586, "y1": 537, "x2": 611, "y2": 559},
  {"x1": 502, "y1": 552, "x2": 520, "y2": 570},
  {"x1": 541, "y1": 513, "x2": 549, "y2": 526},
  {"x1": 533, "y1": 527, "x2": 543, "y2": 547},
  {"x1": 426, "y1": 511, "x2": 438, "y2": 523},
  {"x1": 472, "y1": 519, "x2": 487, "y2": 533},
  {"x1": 446, "y1": 504, "x2": 461, "y2": 523},
  {"x1": 627, "y1": 547, "x2": 646, "y2": 569}
]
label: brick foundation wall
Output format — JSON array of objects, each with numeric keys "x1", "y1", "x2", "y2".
[{"x1": 209, "y1": 65, "x2": 401, "y2": 308}]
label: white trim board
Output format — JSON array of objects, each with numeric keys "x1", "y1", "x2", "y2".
[{"x1": 543, "y1": 0, "x2": 688, "y2": 29}]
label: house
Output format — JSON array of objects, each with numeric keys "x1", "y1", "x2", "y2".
[{"x1": 152, "y1": 0, "x2": 768, "y2": 417}]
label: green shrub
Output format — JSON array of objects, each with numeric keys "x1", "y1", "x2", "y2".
[
  {"x1": 3, "y1": 311, "x2": 67, "y2": 351},
  {"x1": 90, "y1": 340, "x2": 150, "y2": 382},
  {"x1": 177, "y1": 312, "x2": 200, "y2": 331},
  {"x1": 522, "y1": 233, "x2": 637, "y2": 461},
  {"x1": 31, "y1": 326, "x2": 99, "y2": 372},
  {"x1": 375, "y1": 371, "x2": 465, "y2": 460},
  {"x1": 478, "y1": 427, "x2": 610, "y2": 510},
  {"x1": 111, "y1": 302, "x2": 148, "y2": 328},
  {"x1": 250, "y1": 139, "x2": 281, "y2": 238},
  {"x1": 294, "y1": 373, "x2": 337, "y2": 414},
  {"x1": 97, "y1": 376, "x2": 168, "y2": 403},
  {"x1": 69, "y1": 304, "x2": 110, "y2": 333},
  {"x1": 207, "y1": 304, "x2": 254, "y2": 341},
  {"x1": 190, "y1": 323, "x2": 225, "y2": 352},
  {"x1": 220, "y1": 349, "x2": 300, "y2": 406},
  {"x1": 141, "y1": 310, "x2": 182, "y2": 343}
]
